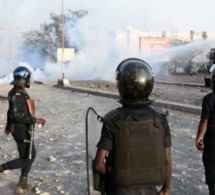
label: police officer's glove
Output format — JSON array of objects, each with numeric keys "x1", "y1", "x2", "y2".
[
  {"x1": 4, "y1": 124, "x2": 11, "y2": 135},
  {"x1": 36, "y1": 118, "x2": 46, "y2": 126}
]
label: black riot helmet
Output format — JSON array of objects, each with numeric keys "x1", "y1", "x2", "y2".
[
  {"x1": 10, "y1": 66, "x2": 31, "y2": 88},
  {"x1": 116, "y1": 58, "x2": 154, "y2": 105}
]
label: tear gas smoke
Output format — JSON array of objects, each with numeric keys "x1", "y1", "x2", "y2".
[
  {"x1": 1, "y1": 37, "x2": 214, "y2": 85},
  {"x1": 1, "y1": 1, "x2": 215, "y2": 85}
]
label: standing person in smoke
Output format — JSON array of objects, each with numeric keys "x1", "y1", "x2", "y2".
[
  {"x1": 0, "y1": 66, "x2": 46, "y2": 191},
  {"x1": 93, "y1": 58, "x2": 172, "y2": 195},
  {"x1": 196, "y1": 69, "x2": 215, "y2": 195}
]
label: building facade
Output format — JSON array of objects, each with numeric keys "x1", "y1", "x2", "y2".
[{"x1": 115, "y1": 26, "x2": 215, "y2": 53}]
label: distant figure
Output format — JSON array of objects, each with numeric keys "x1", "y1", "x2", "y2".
[
  {"x1": 209, "y1": 64, "x2": 215, "y2": 73},
  {"x1": 93, "y1": 58, "x2": 172, "y2": 195},
  {"x1": 0, "y1": 66, "x2": 46, "y2": 191},
  {"x1": 196, "y1": 69, "x2": 215, "y2": 195}
]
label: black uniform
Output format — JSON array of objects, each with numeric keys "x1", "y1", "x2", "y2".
[
  {"x1": 97, "y1": 106, "x2": 172, "y2": 195},
  {"x1": 2, "y1": 85, "x2": 37, "y2": 176},
  {"x1": 201, "y1": 92, "x2": 215, "y2": 185}
]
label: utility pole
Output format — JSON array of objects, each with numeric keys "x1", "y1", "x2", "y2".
[
  {"x1": 61, "y1": 0, "x2": 65, "y2": 80},
  {"x1": 0, "y1": 27, "x2": 19, "y2": 73}
]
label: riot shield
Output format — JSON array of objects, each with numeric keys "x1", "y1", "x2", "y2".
[{"x1": 86, "y1": 107, "x2": 103, "y2": 195}]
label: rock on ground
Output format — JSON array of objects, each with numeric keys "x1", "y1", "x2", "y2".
[{"x1": 0, "y1": 76, "x2": 209, "y2": 194}]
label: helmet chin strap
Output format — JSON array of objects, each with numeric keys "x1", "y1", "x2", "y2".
[
  {"x1": 14, "y1": 81, "x2": 30, "y2": 89},
  {"x1": 25, "y1": 81, "x2": 30, "y2": 88},
  {"x1": 19, "y1": 84, "x2": 26, "y2": 88}
]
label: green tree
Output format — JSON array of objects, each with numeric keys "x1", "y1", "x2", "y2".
[{"x1": 21, "y1": 9, "x2": 88, "y2": 66}]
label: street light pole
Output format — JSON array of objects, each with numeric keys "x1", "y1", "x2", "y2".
[
  {"x1": 0, "y1": 27, "x2": 19, "y2": 73},
  {"x1": 61, "y1": 0, "x2": 65, "y2": 80}
]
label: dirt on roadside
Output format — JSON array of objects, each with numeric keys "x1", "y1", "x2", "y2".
[{"x1": 69, "y1": 73, "x2": 211, "y2": 106}]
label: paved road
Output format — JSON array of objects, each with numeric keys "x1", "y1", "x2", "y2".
[{"x1": 0, "y1": 84, "x2": 208, "y2": 194}]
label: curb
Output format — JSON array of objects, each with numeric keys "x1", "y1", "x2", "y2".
[
  {"x1": 155, "y1": 81, "x2": 206, "y2": 88},
  {"x1": 56, "y1": 85, "x2": 201, "y2": 115}
]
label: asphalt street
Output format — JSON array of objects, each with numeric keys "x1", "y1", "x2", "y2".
[{"x1": 0, "y1": 83, "x2": 208, "y2": 194}]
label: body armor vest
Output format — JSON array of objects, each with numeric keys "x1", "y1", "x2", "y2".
[
  {"x1": 111, "y1": 109, "x2": 166, "y2": 187},
  {"x1": 8, "y1": 87, "x2": 30, "y2": 126}
]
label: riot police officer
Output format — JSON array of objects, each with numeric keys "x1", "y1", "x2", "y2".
[
  {"x1": 93, "y1": 58, "x2": 172, "y2": 195},
  {"x1": 196, "y1": 69, "x2": 215, "y2": 195},
  {"x1": 0, "y1": 66, "x2": 46, "y2": 190}
]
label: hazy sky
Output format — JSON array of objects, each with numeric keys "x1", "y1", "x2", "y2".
[
  {"x1": 1, "y1": 0, "x2": 214, "y2": 47},
  {"x1": 0, "y1": 0, "x2": 214, "y2": 32},
  {"x1": 0, "y1": 0, "x2": 214, "y2": 80}
]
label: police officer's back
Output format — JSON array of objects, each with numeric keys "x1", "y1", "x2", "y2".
[{"x1": 94, "y1": 58, "x2": 172, "y2": 195}]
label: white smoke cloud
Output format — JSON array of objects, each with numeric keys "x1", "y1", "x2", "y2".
[{"x1": 0, "y1": 0, "x2": 215, "y2": 82}]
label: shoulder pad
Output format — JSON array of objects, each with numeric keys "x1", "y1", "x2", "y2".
[
  {"x1": 103, "y1": 108, "x2": 121, "y2": 121},
  {"x1": 149, "y1": 106, "x2": 168, "y2": 116},
  {"x1": 102, "y1": 107, "x2": 125, "y2": 128},
  {"x1": 14, "y1": 88, "x2": 29, "y2": 97}
]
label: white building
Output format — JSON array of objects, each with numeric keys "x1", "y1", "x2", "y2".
[{"x1": 115, "y1": 26, "x2": 215, "y2": 53}]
